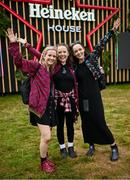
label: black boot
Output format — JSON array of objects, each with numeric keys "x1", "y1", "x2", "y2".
[
  {"x1": 60, "y1": 148, "x2": 68, "y2": 159},
  {"x1": 110, "y1": 145, "x2": 119, "y2": 161},
  {"x1": 86, "y1": 144, "x2": 95, "y2": 157},
  {"x1": 68, "y1": 147, "x2": 77, "y2": 158}
]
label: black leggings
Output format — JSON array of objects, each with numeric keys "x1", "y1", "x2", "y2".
[{"x1": 56, "y1": 105, "x2": 75, "y2": 144}]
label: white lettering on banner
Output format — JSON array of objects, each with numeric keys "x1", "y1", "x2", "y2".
[
  {"x1": 48, "y1": 25, "x2": 81, "y2": 32},
  {"x1": 29, "y1": 4, "x2": 95, "y2": 21},
  {"x1": 29, "y1": 4, "x2": 41, "y2": 18},
  {"x1": 64, "y1": 10, "x2": 72, "y2": 20},
  {"x1": 41, "y1": 8, "x2": 49, "y2": 18}
]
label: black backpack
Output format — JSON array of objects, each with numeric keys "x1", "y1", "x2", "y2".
[
  {"x1": 20, "y1": 64, "x2": 40, "y2": 105},
  {"x1": 20, "y1": 77, "x2": 30, "y2": 104},
  {"x1": 98, "y1": 73, "x2": 106, "y2": 91}
]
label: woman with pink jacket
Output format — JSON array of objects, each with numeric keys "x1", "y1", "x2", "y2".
[{"x1": 7, "y1": 28, "x2": 57, "y2": 173}]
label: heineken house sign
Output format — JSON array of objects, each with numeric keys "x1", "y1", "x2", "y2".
[
  {"x1": 29, "y1": 4, "x2": 95, "y2": 32},
  {"x1": 0, "y1": 0, "x2": 119, "y2": 51}
]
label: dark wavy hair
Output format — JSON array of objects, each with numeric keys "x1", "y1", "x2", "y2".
[{"x1": 69, "y1": 41, "x2": 88, "y2": 70}]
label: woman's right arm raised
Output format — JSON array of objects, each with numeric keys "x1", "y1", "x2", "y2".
[
  {"x1": 6, "y1": 28, "x2": 17, "y2": 43},
  {"x1": 7, "y1": 28, "x2": 40, "y2": 75},
  {"x1": 7, "y1": 28, "x2": 23, "y2": 69},
  {"x1": 17, "y1": 37, "x2": 41, "y2": 59}
]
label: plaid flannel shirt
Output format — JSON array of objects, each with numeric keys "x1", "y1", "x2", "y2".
[{"x1": 55, "y1": 89, "x2": 77, "y2": 112}]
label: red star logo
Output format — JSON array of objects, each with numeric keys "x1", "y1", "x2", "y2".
[
  {"x1": 0, "y1": 0, "x2": 119, "y2": 52},
  {"x1": 76, "y1": 0, "x2": 119, "y2": 52}
]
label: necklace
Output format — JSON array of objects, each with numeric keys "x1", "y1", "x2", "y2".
[{"x1": 62, "y1": 67, "x2": 67, "y2": 74}]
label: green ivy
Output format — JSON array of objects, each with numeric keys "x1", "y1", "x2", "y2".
[
  {"x1": 15, "y1": 69, "x2": 27, "y2": 81},
  {"x1": 102, "y1": 51, "x2": 111, "y2": 75},
  {"x1": 101, "y1": 16, "x2": 121, "y2": 75},
  {"x1": 0, "y1": 8, "x2": 10, "y2": 37},
  {"x1": 110, "y1": 15, "x2": 120, "y2": 42}
]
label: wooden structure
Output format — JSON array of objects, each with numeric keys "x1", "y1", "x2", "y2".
[{"x1": 0, "y1": 0, "x2": 130, "y2": 94}]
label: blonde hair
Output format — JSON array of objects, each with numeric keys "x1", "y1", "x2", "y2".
[
  {"x1": 40, "y1": 46, "x2": 57, "y2": 62},
  {"x1": 39, "y1": 46, "x2": 57, "y2": 71}
]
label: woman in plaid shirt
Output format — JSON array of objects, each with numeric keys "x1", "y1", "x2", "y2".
[{"x1": 53, "y1": 44, "x2": 79, "y2": 159}]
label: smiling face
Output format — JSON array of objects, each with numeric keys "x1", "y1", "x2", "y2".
[
  {"x1": 40, "y1": 47, "x2": 57, "y2": 68},
  {"x1": 44, "y1": 49, "x2": 57, "y2": 67},
  {"x1": 57, "y1": 45, "x2": 69, "y2": 65},
  {"x1": 72, "y1": 44, "x2": 85, "y2": 62}
]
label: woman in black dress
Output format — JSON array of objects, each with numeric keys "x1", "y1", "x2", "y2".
[{"x1": 70, "y1": 18, "x2": 120, "y2": 161}]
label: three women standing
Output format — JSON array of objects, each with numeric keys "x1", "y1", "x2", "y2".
[{"x1": 7, "y1": 18, "x2": 120, "y2": 176}]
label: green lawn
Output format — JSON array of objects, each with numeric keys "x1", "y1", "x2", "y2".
[{"x1": 0, "y1": 84, "x2": 130, "y2": 179}]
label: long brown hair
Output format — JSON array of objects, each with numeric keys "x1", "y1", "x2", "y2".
[{"x1": 69, "y1": 41, "x2": 88, "y2": 70}]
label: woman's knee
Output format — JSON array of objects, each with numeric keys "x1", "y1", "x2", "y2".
[
  {"x1": 41, "y1": 133, "x2": 51, "y2": 143},
  {"x1": 38, "y1": 124, "x2": 51, "y2": 143}
]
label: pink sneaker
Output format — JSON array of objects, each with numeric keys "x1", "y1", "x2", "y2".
[
  {"x1": 41, "y1": 160, "x2": 56, "y2": 173},
  {"x1": 46, "y1": 159, "x2": 56, "y2": 167}
]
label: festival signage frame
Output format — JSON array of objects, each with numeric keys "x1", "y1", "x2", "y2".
[{"x1": 0, "y1": 0, "x2": 119, "y2": 52}]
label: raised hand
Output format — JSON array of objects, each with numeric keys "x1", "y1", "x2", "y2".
[
  {"x1": 17, "y1": 37, "x2": 27, "y2": 45},
  {"x1": 6, "y1": 28, "x2": 17, "y2": 43},
  {"x1": 112, "y1": 18, "x2": 120, "y2": 32}
]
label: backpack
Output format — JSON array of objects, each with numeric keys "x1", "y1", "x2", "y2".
[
  {"x1": 20, "y1": 64, "x2": 40, "y2": 105},
  {"x1": 98, "y1": 73, "x2": 106, "y2": 91},
  {"x1": 20, "y1": 77, "x2": 30, "y2": 104}
]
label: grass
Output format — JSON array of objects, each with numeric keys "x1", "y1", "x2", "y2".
[{"x1": 0, "y1": 84, "x2": 130, "y2": 179}]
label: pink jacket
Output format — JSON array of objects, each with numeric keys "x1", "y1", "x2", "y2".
[{"x1": 9, "y1": 42, "x2": 51, "y2": 118}]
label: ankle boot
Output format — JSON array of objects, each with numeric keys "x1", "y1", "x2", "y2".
[
  {"x1": 68, "y1": 147, "x2": 77, "y2": 158},
  {"x1": 86, "y1": 145, "x2": 95, "y2": 157},
  {"x1": 60, "y1": 148, "x2": 68, "y2": 159},
  {"x1": 111, "y1": 145, "x2": 119, "y2": 161}
]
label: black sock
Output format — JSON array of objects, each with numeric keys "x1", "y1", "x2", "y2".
[{"x1": 41, "y1": 157, "x2": 47, "y2": 163}]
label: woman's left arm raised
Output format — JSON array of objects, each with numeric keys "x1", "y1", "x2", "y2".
[{"x1": 90, "y1": 18, "x2": 120, "y2": 61}]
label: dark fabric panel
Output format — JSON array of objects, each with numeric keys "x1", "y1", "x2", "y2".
[
  {"x1": 118, "y1": 33, "x2": 130, "y2": 69},
  {"x1": 43, "y1": 19, "x2": 48, "y2": 45}
]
